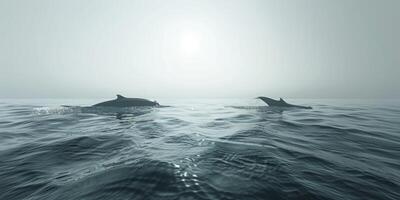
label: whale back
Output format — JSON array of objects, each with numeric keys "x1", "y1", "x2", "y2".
[
  {"x1": 258, "y1": 96, "x2": 312, "y2": 109},
  {"x1": 258, "y1": 97, "x2": 288, "y2": 107},
  {"x1": 93, "y1": 95, "x2": 159, "y2": 107}
]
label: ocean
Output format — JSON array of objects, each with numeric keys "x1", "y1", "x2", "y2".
[{"x1": 0, "y1": 98, "x2": 399, "y2": 200}]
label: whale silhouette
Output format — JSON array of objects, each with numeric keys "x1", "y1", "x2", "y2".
[
  {"x1": 93, "y1": 95, "x2": 160, "y2": 107},
  {"x1": 257, "y1": 97, "x2": 312, "y2": 109}
]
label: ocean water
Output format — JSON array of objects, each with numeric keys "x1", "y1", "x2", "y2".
[{"x1": 0, "y1": 98, "x2": 399, "y2": 200}]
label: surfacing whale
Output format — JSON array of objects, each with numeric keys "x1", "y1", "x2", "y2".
[
  {"x1": 93, "y1": 95, "x2": 160, "y2": 107},
  {"x1": 257, "y1": 97, "x2": 312, "y2": 109}
]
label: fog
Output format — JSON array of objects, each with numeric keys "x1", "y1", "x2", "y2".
[{"x1": 1, "y1": 0, "x2": 399, "y2": 98}]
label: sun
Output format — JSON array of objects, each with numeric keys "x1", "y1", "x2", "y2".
[{"x1": 179, "y1": 31, "x2": 201, "y2": 57}]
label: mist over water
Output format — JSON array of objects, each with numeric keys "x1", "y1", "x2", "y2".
[
  {"x1": 1, "y1": 0, "x2": 399, "y2": 99},
  {"x1": 0, "y1": 98, "x2": 399, "y2": 200}
]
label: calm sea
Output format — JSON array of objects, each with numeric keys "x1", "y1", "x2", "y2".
[{"x1": 0, "y1": 98, "x2": 399, "y2": 200}]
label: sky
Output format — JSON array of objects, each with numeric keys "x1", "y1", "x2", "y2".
[{"x1": 0, "y1": 0, "x2": 399, "y2": 98}]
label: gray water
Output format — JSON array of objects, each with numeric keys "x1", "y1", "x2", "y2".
[{"x1": 0, "y1": 98, "x2": 399, "y2": 200}]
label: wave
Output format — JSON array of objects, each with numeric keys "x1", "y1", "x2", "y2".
[{"x1": 0, "y1": 99, "x2": 399, "y2": 200}]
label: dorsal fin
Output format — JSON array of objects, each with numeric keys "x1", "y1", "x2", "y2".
[
  {"x1": 116, "y1": 94, "x2": 125, "y2": 99},
  {"x1": 279, "y1": 98, "x2": 286, "y2": 103}
]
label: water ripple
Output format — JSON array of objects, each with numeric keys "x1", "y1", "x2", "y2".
[{"x1": 0, "y1": 99, "x2": 399, "y2": 200}]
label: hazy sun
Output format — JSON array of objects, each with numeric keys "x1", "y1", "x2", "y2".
[{"x1": 180, "y1": 31, "x2": 200, "y2": 57}]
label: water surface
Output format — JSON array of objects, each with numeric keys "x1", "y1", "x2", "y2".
[{"x1": 0, "y1": 98, "x2": 399, "y2": 200}]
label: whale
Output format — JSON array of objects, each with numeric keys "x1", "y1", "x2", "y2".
[
  {"x1": 257, "y1": 97, "x2": 312, "y2": 109},
  {"x1": 93, "y1": 95, "x2": 160, "y2": 107}
]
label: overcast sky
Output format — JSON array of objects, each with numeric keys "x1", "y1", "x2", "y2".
[{"x1": 1, "y1": 0, "x2": 399, "y2": 98}]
